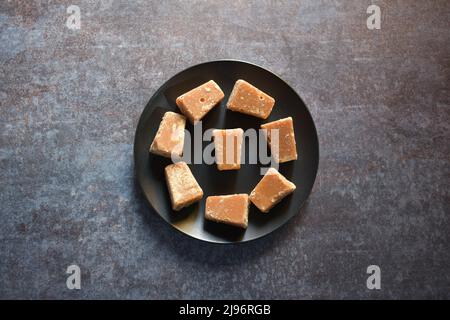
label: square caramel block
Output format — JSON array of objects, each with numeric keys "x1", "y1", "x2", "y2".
[
  {"x1": 261, "y1": 117, "x2": 298, "y2": 163},
  {"x1": 175, "y1": 80, "x2": 225, "y2": 124},
  {"x1": 249, "y1": 168, "x2": 296, "y2": 213},
  {"x1": 205, "y1": 194, "x2": 249, "y2": 229},
  {"x1": 164, "y1": 162, "x2": 203, "y2": 211},
  {"x1": 150, "y1": 111, "x2": 186, "y2": 158},
  {"x1": 226, "y1": 79, "x2": 275, "y2": 119},
  {"x1": 212, "y1": 128, "x2": 244, "y2": 170}
]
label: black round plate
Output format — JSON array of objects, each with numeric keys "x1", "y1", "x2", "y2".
[{"x1": 134, "y1": 60, "x2": 319, "y2": 243}]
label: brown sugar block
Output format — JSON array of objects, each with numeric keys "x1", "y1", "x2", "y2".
[
  {"x1": 261, "y1": 117, "x2": 298, "y2": 163},
  {"x1": 205, "y1": 194, "x2": 249, "y2": 229},
  {"x1": 150, "y1": 111, "x2": 186, "y2": 158},
  {"x1": 226, "y1": 79, "x2": 275, "y2": 119},
  {"x1": 212, "y1": 128, "x2": 244, "y2": 170},
  {"x1": 175, "y1": 80, "x2": 225, "y2": 124},
  {"x1": 249, "y1": 168, "x2": 296, "y2": 213},
  {"x1": 164, "y1": 162, "x2": 203, "y2": 211}
]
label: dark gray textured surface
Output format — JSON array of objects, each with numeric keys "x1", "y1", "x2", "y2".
[{"x1": 1, "y1": 0, "x2": 449, "y2": 299}]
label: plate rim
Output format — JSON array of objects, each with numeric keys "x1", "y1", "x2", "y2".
[{"x1": 134, "y1": 59, "x2": 320, "y2": 244}]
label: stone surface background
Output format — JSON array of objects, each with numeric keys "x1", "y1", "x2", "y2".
[{"x1": 1, "y1": 0, "x2": 449, "y2": 299}]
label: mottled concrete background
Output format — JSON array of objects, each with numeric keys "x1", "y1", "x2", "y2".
[{"x1": 1, "y1": 0, "x2": 449, "y2": 299}]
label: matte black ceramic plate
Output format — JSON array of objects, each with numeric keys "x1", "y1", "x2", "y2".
[{"x1": 134, "y1": 60, "x2": 319, "y2": 243}]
